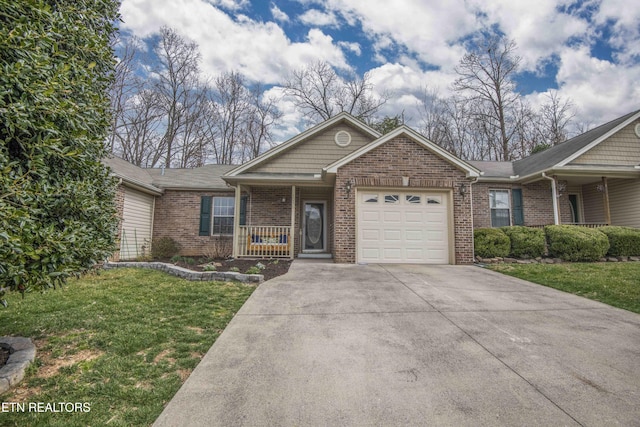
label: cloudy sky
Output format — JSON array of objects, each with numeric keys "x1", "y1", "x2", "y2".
[{"x1": 119, "y1": 0, "x2": 640, "y2": 141}]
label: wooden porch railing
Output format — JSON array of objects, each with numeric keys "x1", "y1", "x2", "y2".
[
  {"x1": 528, "y1": 223, "x2": 609, "y2": 229},
  {"x1": 237, "y1": 226, "x2": 291, "y2": 258}
]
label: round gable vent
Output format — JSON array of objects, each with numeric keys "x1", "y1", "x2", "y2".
[
  {"x1": 335, "y1": 130, "x2": 352, "y2": 147},
  {"x1": 635, "y1": 123, "x2": 640, "y2": 138}
]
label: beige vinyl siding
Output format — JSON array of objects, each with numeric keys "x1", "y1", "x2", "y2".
[
  {"x1": 251, "y1": 123, "x2": 374, "y2": 173},
  {"x1": 581, "y1": 182, "x2": 605, "y2": 223},
  {"x1": 570, "y1": 120, "x2": 640, "y2": 166},
  {"x1": 609, "y1": 178, "x2": 640, "y2": 228},
  {"x1": 120, "y1": 187, "x2": 154, "y2": 260}
]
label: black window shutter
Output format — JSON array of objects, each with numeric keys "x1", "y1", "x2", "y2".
[
  {"x1": 512, "y1": 189, "x2": 524, "y2": 226},
  {"x1": 199, "y1": 196, "x2": 212, "y2": 236},
  {"x1": 239, "y1": 195, "x2": 248, "y2": 226}
]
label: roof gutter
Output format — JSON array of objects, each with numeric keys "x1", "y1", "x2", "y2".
[{"x1": 541, "y1": 173, "x2": 559, "y2": 225}]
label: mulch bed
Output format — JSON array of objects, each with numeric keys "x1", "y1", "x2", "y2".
[{"x1": 157, "y1": 257, "x2": 293, "y2": 282}]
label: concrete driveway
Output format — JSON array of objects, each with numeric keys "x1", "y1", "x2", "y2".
[{"x1": 154, "y1": 261, "x2": 640, "y2": 426}]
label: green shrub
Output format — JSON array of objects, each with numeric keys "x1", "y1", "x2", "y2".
[
  {"x1": 501, "y1": 226, "x2": 546, "y2": 258},
  {"x1": 545, "y1": 225, "x2": 609, "y2": 262},
  {"x1": 599, "y1": 226, "x2": 640, "y2": 257},
  {"x1": 203, "y1": 264, "x2": 217, "y2": 272},
  {"x1": 152, "y1": 237, "x2": 182, "y2": 259},
  {"x1": 474, "y1": 228, "x2": 510, "y2": 258},
  {"x1": 245, "y1": 266, "x2": 261, "y2": 275}
]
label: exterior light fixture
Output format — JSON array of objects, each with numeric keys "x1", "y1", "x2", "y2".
[
  {"x1": 459, "y1": 182, "x2": 467, "y2": 197},
  {"x1": 344, "y1": 180, "x2": 353, "y2": 197}
]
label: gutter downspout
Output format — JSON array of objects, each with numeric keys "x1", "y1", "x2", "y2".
[
  {"x1": 468, "y1": 176, "x2": 479, "y2": 264},
  {"x1": 541, "y1": 173, "x2": 559, "y2": 225}
]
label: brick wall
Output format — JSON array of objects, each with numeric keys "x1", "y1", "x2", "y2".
[
  {"x1": 334, "y1": 136, "x2": 474, "y2": 264},
  {"x1": 153, "y1": 189, "x2": 237, "y2": 257},
  {"x1": 472, "y1": 180, "x2": 572, "y2": 228}
]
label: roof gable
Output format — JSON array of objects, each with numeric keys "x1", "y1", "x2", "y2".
[
  {"x1": 225, "y1": 112, "x2": 380, "y2": 177},
  {"x1": 513, "y1": 109, "x2": 640, "y2": 178},
  {"x1": 324, "y1": 125, "x2": 480, "y2": 177}
]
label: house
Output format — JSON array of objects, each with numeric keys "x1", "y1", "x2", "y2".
[{"x1": 106, "y1": 109, "x2": 640, "y2": 264}]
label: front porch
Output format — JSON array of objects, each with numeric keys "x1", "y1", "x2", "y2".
[
  {"x1": 553, "y1": 175, "x2": 640, "y2": 228},
  {"x1": 231, "y1": 183, "x2": 335, "y2": 260}
]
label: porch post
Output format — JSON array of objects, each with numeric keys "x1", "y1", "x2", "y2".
[
  {"x1": 602, "y1": 177, "x2": 611, "y2": 225},
  {"x1": 290, "y1": 185, "x2": 296, "y2": 260},
  {"x1": 233, "y1": 184, "x2": 242, "y2": 258}
]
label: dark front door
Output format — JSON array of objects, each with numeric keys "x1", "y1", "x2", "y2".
[{"x1": 303, "y1": 202, "x2": 325, "y2": 251}]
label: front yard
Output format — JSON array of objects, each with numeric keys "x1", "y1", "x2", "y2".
[
  {"x1": 490, "y1": 262, "x2": 640, "y2": 314},
  {"x1": 0, "y1": 268, "x2": 256, "y2": 426}
]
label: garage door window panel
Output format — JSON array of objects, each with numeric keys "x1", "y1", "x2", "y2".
[
  {"x1": 385, "y1": 194, "x2": 399, "y2": 204},
  {"x1": 490, "y1": 190, "x2": 511, "y2": 227}
]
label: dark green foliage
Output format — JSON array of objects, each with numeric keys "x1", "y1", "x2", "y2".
[
  {"x1": 152, "y1": 237, "x2": 182, "y2": 259},
  {"x1": 0, "y1": 0, "x2": 120, "y2": 303},
  {"x1": 599, "y1": 226, "x2": 640, "y2": 257},
  {"x1": 501, "y1": 226, "x2": 546, "y2": 258},
  {"x1": 474, "y1": 228, "x2": 510, "y2": 258},
  {"x1": 544, "y1": 225, "x2": 609, "y2": 262}
]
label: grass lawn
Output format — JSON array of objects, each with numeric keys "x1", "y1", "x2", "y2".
[
  {"x1": 490, "y1": 262, "x2": 640, "y2": 314},
  {"x1": 0, "y1": 268, "x2": 256, "y2": 427}
]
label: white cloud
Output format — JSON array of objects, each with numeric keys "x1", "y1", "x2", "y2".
[
  {"x1": 205, "y1": 0, "x2": 248, "y2": 11},
  {"x1": 554, "y1": 45, "x2": 640, "y2": 123},
  {"x1": 313, "y1": 0, "x2": 477, "y2": 69},
  {"x1": 298, "y1": 9, "x2": 339, "y2": 28},
  {"x1": 338, "y1": 41, "x2": 361, "y2": 56},
  {"x1": 465, "y1": 0, "x2": 591, "y2": 72},
  {"x1": 270, "y1": 3, "x2": 289, "y2": 23},
  {"x1": 595, "y1": 0, "x2": 640, "y2": 62},
  {"x1": 367, "y1": 63, "x2": 457, "y2": 126},
  {"x1": 119, "y1": 0, "x2": 349, "y2": 84}
]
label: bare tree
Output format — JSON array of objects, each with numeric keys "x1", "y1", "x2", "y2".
[
  {"x1": 153, "y1": 26, "x2": 204, "y2": 167},
  {"x1": 453, "y1": 33, "x2": 522, "y2": 160},
  {"x1": 108, "y1": 28, "x2": 282, "y2": 167},
  {"x1": 244, "y1": 84, "x2": 282, "y2": 161},
  {"x1": 210, "y1": 71, "x2": 252, "y2": 164},
  {"x1": 537, "y1": 91, "x2": 575, "y2": 146},
  {"x1": 283, "y1": 61, "x2": 387, "y2": 124}
]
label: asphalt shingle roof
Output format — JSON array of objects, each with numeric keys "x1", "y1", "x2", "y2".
[
  {"x1": 512, "y1": 109, "x2": 640, "y2": 177},
  {"x1": 146, "y1": 164, "x2": 236, "y2": 190}
]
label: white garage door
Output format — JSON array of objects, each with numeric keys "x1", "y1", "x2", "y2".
[
  {"x1": 357, "y1": 190, "x2": 450, "y2": 264},
  {"x1": 120, "y1": 187, "x2": 154, "y2": 260}
]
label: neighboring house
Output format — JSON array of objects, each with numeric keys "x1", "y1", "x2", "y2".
[{"x1": 106, "y1": 109, "x2": 640, "y2": 264}]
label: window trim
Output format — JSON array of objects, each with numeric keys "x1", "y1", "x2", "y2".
[
  {"x1": 489, "y1": 189, "x2": 511, "y2": 227},
  {"x1": 212, "y1": 196, "x2": 235, "y2": 235},
  {"x1": 200, "y1": 195, "x2": 246, "y2": 236}
]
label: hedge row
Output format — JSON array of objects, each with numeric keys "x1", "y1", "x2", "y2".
[{"x1": 474, "y1": 225, "x2": 640, "y2": 262}]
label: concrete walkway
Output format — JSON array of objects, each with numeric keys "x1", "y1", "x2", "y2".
[{"x1": 154, "y1": 261, "x2": 640, "y2": 426}]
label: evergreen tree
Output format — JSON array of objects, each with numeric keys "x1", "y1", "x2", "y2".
[{"x1": 0, "y1": 0, "x2": 120, "y2": 305}]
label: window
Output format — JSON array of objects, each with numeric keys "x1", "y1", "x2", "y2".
[
  {"x1": 490, "y1": 190, "x2": 510, "y2": 227},
  {"x1": 199, "y1": 196, "x2": 246, "y2": 236},
  {"x1": 363, "y1": 194, "x2": 378, "y2": 203},
  {"x1": 384, "y1": 194, "x2": 399, "y2": 204},
  {"x1": 406, "y1": 195, "x2": 421, "y2": 204},
  {"x1": 213, "y1": 197, "x2": 235, "y2": 235},
  {"x1": 427, "y1": 196, "x2": 441, "y2": 205}
]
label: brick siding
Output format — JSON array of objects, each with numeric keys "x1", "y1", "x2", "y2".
[
  {"x1": 334, "y1": 136, "x2": 474, "y2": 264},
  {"x1": 153, "y1": 189, "x2": 236, "y2": 257},
  {"x1": 472, "y1": 180, "x2": 572, "y2": 228}
]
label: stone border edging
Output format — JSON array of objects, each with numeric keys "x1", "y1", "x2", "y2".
[
  {"x1": 103, "y1": 262, "x2": 264, "y2": 283},
  {"x1": 0, "y1": 337, "x2": 36, "y2": 394},
  {"x1": 476, "y1": 255, "x2": 640, "y2": 265}
]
